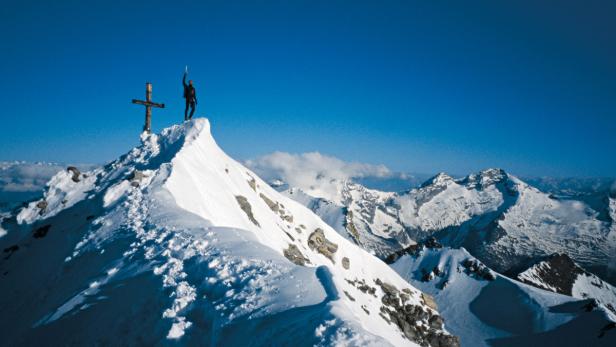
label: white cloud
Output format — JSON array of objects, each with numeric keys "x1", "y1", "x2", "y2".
[
  {"x1": 0, "y1": 162, "x2": 96, "y2": 193},
  {"x1": 245, "y1": 152, "x2": 391, "y2": 202}
]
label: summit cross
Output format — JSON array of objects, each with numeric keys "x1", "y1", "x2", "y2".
[{"x1": 132, "y1": 82, "x2": 165, "y2": 133}]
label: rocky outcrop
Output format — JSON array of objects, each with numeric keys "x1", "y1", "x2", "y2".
[
  {"x1": 130, "y1": 170, "x2": 145, "y2": 187},
  {"x1": 36, "y1": 200, "x2": 48, "y2": 214},
  {"x1": 259, "y1": 193, "x2": 279, "y2": 213},
  {"x1": 247, "y1": 175, "x2": 257, "y2": 191},
  {"x1": 346, "y1": 278, "x2": 377, "y2": 296},
  {"x1": 461, "y1": 258, "x2": 495, "y2": 281},
  {"x1": 375, "y1": 279, "x2": 460, "y2": 347},
  {"x1": 259, "y1": 193, "x2": 294, "y2": 223},
  {"x1": 385, "y1": 237, "x2": 442, "y2": 264},
  {"x1": 283, "y1": 244, "x2": 310, "y2": 266},
  {"x1": 342, "y1": 257, "x2": 350, "y2": 270},
  {"x1": 67, "y1": 166, "x2": 81, "y2": 182},
  {"x1": 307, "y1": 228, "x2": 338, "y2": 263},
  {"x1": 235, "y1": 195, "x2": 260, "y2": 227},
  {"x1": 344, "y1": 209, "x2": 361, "y2": 243}
]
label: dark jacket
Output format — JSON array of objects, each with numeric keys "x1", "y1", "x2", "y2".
[{"x1": 183, "y1": 73, "x2": 197, "y2": 103}]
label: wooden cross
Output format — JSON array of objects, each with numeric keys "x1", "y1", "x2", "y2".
[{"x1": 132, "y1": 82, "x2": 165, "y2": 133}]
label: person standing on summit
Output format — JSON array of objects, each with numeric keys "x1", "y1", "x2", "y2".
[{"x1": 182, "y1": 67, "x2": 197, "y2": 120}]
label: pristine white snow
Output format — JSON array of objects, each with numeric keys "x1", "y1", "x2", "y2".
[
  {"x1": 283, "y1": 166, "x2": 615, "y2": 281},
  {"x1": 571, "y1": 274, "x2": 616, "y2": 321},
  {"x1": 1, "y1": 119, "x2": 457, "y2": 346},
  {"x1": 391, "y1": 247, "x2": 616, "y2": 346}
]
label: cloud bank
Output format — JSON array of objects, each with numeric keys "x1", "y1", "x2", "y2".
[
  {"x1": 245, "y1": 152, "x2": 391, "y2": 201},
  {"x1": 0, "y1": 162, "x2": 97, "y2": 193},
  {"x1": 0, "y1": 162, "x2": 66, "y2": 193}
]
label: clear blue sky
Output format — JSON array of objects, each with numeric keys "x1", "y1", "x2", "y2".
[{"x1": 0, "y1": 0, "x2": 614, "y2": 177}]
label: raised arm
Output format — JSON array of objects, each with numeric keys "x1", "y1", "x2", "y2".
[{"x1": 182, "y1": 72, "x2": 187, "y2": 88}]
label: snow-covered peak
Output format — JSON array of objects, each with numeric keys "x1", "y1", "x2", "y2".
[
  {"x1": 460, "y1": 168, "x2": 508, "y2": 189},
  {"x1": 2, "y1": 118, "x2": 458, "y2": 346},
  {"x1": 518, "y1": 253, "x2": 616, "y2": 319},
  {"x1": 420, "y1": 173, "x2": 454, "y2": 188},
  {"x1": 391, "y1": 246, "x2": 616, "y2": 346}
]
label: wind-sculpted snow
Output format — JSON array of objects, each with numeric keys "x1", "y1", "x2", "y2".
[
  {"x1": 517, "y1": 253, "x2": 616, "y2": 320},
  {"x1": 0, "y1": 119, "x2": 458, "y2": 346},
  {"x1": 391, "y1": 246, "x2": 616, "y2": 346}
]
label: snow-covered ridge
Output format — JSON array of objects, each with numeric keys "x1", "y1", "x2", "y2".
[
  {"x1": 1, "y1": 119, "x2": 458, "y2": 346},
  {"x1": 282, "y1": 165, "x2": 616, "y2": 284},
  {"x1": 518, "y1": 253, "x2": 616, "y2": 319},
  {"x1": 391, "y1": 245, "x2": 616, "y2": 346}
]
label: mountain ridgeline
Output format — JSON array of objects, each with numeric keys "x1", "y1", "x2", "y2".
[
  {"x1": 0, "y1": 119, "x2": 459, "y2": 346},
  {"x1": 279, "y1": 168, "x2": 616, "y2": 287}
]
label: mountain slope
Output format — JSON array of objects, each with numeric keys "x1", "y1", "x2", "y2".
[
  {"x1": 0, "y1": 119, "x2": 457, "y2": 346},
  {"x1": 517, "y1": 253, "x2": 616, "y2": 316},
  {"x1": 281, "y1": 169, "x2": 616, "y2": 285},
  {"x1": 390, "y1": 245, "x2": 616, "y2": 346}
]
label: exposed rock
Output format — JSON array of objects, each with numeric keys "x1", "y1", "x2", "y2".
[
  {"x1": 344, "y1": 209, "x2": 361, "y2": 243},
  {"x1": 461, "y1": 258, "x2": 495, "y2": 281},
  {"x1": 361, "y1": 305, "x2": 370, "y2": 315},
  {"x1": 385, "y1": 237, "x2": 441, "y2": 264},
  {"x1": 345, "y1": 278, "x2": 377, "y2": 297},
  {"x1": 247, "y1": 176, "x2": 257, "y2": 191},
  {"x1": 307, "y1": 228, "x2": 338, "y2": 263},
  {"x1": 342, "y1": 257, "x2": 350, "y2": 270},
  {"x1": 422, "y1": 293, "x2": 438, "y2": 311},
  {"x1": 294, "y1": 227, "x2": 302, "y2": 234},
  {"x1": 235, "y1": 195, "x2": 260, "y2": 227},
  {"x1": 517, "y1": 253, "x2": 584, "y2": 296},
  {"x1": 33, "y1": 224, "x2": 51, "y2": 239},
  {"x1": 375, "y1": 280, "x2": 459, "y2": 347},
  {"x1": 259, "y1": 193, "x2": 279, "y2": 213},
  {"x1": 67, "y1": 166, "x2": 81, "y2": 182},
  {"x1": 281, "y1": 214, "x2": 294, "y2": 223},
  {"x1": 36, "y1": 200, "x2": 48, "y2": 213},
  {"x1": 283, "y1": 244, "x2": 309, "y2": 266},
  {"x1": 130, "y1": 170, "x2": 145, "y2": 187},
  {"x1": 343, "y1": 290, "x2": 356, "y2": 301}
]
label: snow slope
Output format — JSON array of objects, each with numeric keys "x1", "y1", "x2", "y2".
[
  {"x1": 390, "y1": 245, "x2": 616, "y2": 347},
  {"x1": 0, "y1": 119, "x2": 458, "y2": 346},
  {"x1": 518, "y1": 253, "x2": 616, "y2": 319},
  {"x1": 281, "y1": 168, "x2": 615, "y2": 285}
]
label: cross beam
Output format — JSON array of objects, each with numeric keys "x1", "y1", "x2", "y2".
[{"x1": 132, "y1": 82, "x2": 165, "y2": 133}]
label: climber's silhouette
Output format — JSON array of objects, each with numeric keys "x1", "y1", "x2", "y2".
[{"x1": 183, "y1": 68, "x2": 197, "y2": 120}]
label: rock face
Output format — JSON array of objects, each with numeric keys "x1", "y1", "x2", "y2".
[
  {"x1": 130, "y1": 170, "x2": 145, "y2": 187},
  {"x1": 283, "y1": 244, "x2": 310, "y2": 266},
  {"x1": 235, "y1": 195, "x2": 260, "y2": 227},
  {"x1": 518, "y1": 253, "x2": 583, "y2": 295},
  {"x1": 259, "y1": 193, "x2": 279, "y2": 213},
  {"x1": 517, "y1": 253, "x2": 616, "y2": 315},
  {"x1": 342, "y1": 257, "x2": 350, "y2": 270},
  {"x1": 461, "y1": 258, "x2": 495, "y2": 281},
  {"x1": 375, "y1": 279, "x2": 460, "y2": 347},
  {"x1": 35, "y1": 200, "x2": 48, "y2": 213},
  {"x1": 67, "y1": 166, "x2": 81, "y2": 183},
  {"x1": 307, "y1": 228, "x2": 338, "y2": 263}
]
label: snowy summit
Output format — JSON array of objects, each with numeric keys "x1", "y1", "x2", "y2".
[{"x1": 0, "y1": 119, "x2": 458, "y2": 346}]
